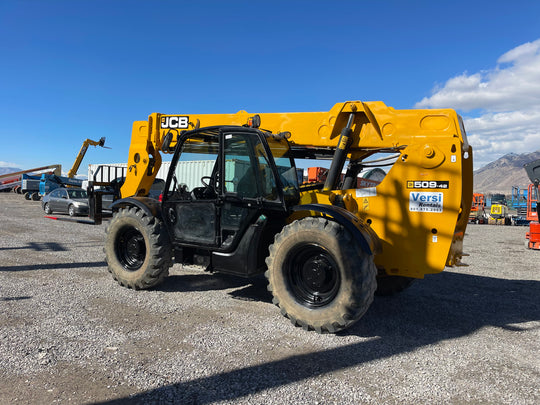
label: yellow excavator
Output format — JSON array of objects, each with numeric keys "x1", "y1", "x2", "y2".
[{"x1": 89, "y1": 101, "x2": 473, "y2": 333}]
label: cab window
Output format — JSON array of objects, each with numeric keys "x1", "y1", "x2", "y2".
[
  {"x1": 167, "y1": 133, "x2": 220, "y2": 199},
  {"x1": 266, "y1": 136, "x2": 300, "y2": 203},
  {"x1": 224, "y1": 133, "x2": 277, "y2": 201}
]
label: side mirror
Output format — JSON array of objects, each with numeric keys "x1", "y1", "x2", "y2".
[
  {"x1": 248, "y1": 114, "x2": 261, "y2": 128},
  {"x1": 162, "y1": 131, "x2": 175, "y2": 152}
]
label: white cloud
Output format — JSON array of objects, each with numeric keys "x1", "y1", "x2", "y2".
[
  {"x1": 0, "y1": 161, "x2": 19, "y2": 168},
  {"x1": 415, "y1": 39, "x2": 540, "y2": 169}
]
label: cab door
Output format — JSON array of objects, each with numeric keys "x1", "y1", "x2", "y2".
[
  {"x1": 219, "y1": 130, "x2": 281, "y2": 250},
  {"x1": 162, "y1": 127, "x2": 285, "y2": 252},
  {"x1": 213, "y1": 129, "x2": 297, "y2": 275},
  {"x1": 162, "y1": 130, "x2": 221, "y2": 247}
]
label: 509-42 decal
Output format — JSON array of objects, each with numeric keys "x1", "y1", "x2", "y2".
[{"x1": 407, "y1": 180, "x2": 449, "y2": 189}]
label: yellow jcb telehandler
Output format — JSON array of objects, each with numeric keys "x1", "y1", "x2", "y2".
[{"x1": 88, "y1": 101, "x2": 473, "y2": 333}]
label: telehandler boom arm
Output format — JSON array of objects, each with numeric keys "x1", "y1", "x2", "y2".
[
  {"x1": 67, "y1": 137, "x2": 107, "y2": 178},
  {"x1": 123, "y1": 101, "x2": 470, "y2": 194}
]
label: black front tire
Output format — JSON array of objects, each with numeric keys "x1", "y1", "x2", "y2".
[
  {"x1": 68, "y1": 204, "x2": 76, "y2": 217},
  {"x1": 105, "y1": 207, "x2": 173, "y2": 289},
  {"x1": 265, "y1": 217, "x2": 376, "y2": 333}
]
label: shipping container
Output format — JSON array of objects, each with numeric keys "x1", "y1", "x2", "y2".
[{"x1": 174, "y1": 160, "x2": 215, "y2": 191}]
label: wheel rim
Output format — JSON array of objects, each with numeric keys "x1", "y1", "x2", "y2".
[
  {"x1": 115, "y1": 226, "x2": 146, "y2": 271},
  {"x1": 285, "y1": 243, "x2": 341, "y2": 307}
]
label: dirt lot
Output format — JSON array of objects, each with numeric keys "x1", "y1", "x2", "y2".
[{"x1": 0, "y1": 192, "x2": 539, "y2": 404}]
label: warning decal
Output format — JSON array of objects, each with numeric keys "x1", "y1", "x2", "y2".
[
  {"x1": 356, "y1": 187, "x2": 377, "y2": 198},
  {"x1": 409, "y1": 192, "x2": 443, "y2": 213}
]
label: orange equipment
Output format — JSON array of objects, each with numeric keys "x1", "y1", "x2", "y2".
[
  {"x1": 524, "y1": 159, "x2": 540, "y2": 250},
  {"x1": 469, "y1": 193, "x2": 487, "y2": 224}
]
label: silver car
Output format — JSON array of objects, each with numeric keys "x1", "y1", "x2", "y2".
[{"x1": 42, "y1": 188, "x2": 89, "y2": 217}]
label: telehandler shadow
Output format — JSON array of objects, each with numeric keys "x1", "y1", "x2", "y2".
[
  {"x1": 0, "y1": 261, "x2": 107, "y2": 272},
  {"x1": 0, "y1": 240, "x2": 104, "y2": 254},
  {"x1": 100, "y1": 270, "x2": 540, "y2": 404},
  {"x1": 157, "y1": 272, "x2": 273, "y2": 302},
  {"x1": 0, "y1": 242, "x2": 68, "y2": 252}
]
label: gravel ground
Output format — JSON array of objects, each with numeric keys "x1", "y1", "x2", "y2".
[{"x1": 0, "y1": 192, "x2": 539, "y2": 404}]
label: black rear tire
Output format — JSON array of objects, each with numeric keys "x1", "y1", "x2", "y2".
[
  {"x1": 265, "y1": 217, "x2": 376, "y2": 333},
  {"x1": 105, "y1": 206, "x2": 173, "y2": 289}
]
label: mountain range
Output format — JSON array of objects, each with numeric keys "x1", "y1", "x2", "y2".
[
  {"x1": 0, "y1": 167, "x2": 22, "y2": 176},
  {"x1": 473, "y1": 150, "x2": 540, "y2": 195}
]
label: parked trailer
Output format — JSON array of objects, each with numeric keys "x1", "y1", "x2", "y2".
[
  {"x1": 22, "y1": 173, "x2": 83, "y2": 201},
  {"x1": 39, "y1": 174, "x2": 83, "y2": 196},
  {"x1": 21, "y1": 174, "x2": 42, "y2": 200},
  {"x1": 0, "y1": 174, "x2": 21, "y2": 192},
  {"x1": 0, "y1": 165, "x2": 61, "y2": 194}
]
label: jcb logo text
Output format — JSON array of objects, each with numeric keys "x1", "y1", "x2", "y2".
[{"x1": 161, "y1": 116, "x2": 190, "y2": 129}]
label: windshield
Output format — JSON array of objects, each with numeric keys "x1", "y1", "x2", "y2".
[
  {"x1": 173, "y1": 133, "x2": 220, "y2": 192},
  {"x1": 224, "y1": 132, "x2": 279, "y2": 200},
  {"x1": 266, "y1": 136, "x2": 300, "y2": 202}
]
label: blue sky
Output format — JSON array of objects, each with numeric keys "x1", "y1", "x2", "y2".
[{"x1": 1, "y1": 0, "x2": 540, "y2": 175}]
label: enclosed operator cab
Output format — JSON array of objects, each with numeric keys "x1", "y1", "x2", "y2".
[{"x1": 161, "y1": 126, "x2": 300, "y2": 276}]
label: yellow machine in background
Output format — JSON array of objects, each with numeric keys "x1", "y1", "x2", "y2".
[
  {"x1": 488, "y1": 193, "x2": 511, "y2": 225},
  {"x1": 91, "y1": 101, "x2": 473, "y2": 333},
  {"x1": 67, "y1": 137, "x2": 107, "y2": 178}
]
